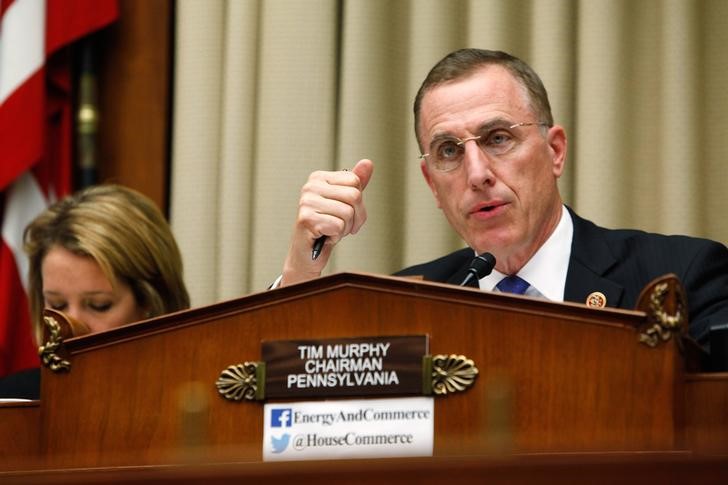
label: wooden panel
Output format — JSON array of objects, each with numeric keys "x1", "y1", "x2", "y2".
[
  {"x1": 685, "y1": 372, "x2": 728, "y2": 452},
  {"x1": 95, "y1": 0, "x2": 172, "y2": 211},
  {"x1": 2, "y1": 453, "x2": 728, "y2": 484},
  {"x1": 31, "y1": 273, "x2": 681, "y2": 469},
  {"x1": 0, "y1": 402, "x2": 40, "y2": 470}
]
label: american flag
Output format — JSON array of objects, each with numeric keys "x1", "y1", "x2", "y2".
[{"x1": 0, "y1": 0, "x2": 117, "y2": 377}]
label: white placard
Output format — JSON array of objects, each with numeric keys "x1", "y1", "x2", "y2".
[{"x1": 263, "y1": 397, "x2": 434, "y2": 461}]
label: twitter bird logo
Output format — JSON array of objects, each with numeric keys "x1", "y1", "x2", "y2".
[{"x1": 271, "y1": 433, "x2": 291, "y2": 454}]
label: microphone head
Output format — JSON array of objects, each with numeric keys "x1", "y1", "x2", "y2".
[{"x1": 470, "y1": 252, "x2": 496, "y2": 278}]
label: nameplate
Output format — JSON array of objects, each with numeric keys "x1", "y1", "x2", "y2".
[
  {"x1": 263, "y1": 397, "x2": 434, "y2": 461},
  {"x1": 262, "y1": 335, "x2": 428, "y2": 398}
]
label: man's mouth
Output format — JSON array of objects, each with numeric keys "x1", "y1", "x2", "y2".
[{"x1": 471, "y1": 201, "x2": 506, "y2": 215}]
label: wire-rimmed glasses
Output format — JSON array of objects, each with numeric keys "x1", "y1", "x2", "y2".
[{"x1": 420, "y1": 121, "x2": 550, "y2": 172}]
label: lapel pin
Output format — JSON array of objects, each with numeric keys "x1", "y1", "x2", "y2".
[{"x1": 586, "y1": 291, "x2": 607, "y2": 308}]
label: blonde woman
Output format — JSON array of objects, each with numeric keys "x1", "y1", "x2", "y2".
[{"x1": 0, "y1": 184, "x2": 189, "y2": 398}]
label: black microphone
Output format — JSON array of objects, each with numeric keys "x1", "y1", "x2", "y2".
[{"x1": 459, "y1": 252, "x2": 496, "y2": 286}]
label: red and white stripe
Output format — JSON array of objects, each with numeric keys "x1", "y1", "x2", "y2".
[{"x1": 0, "y1": 0, "x2": 117, "y2": 377}]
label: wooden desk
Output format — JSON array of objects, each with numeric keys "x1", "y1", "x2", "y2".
[{"x1": 1, "y1": 273, "x2": 726, "y2": 475}]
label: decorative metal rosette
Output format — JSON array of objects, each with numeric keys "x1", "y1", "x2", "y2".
[
  {"x1": 216, "y1": 362, "x2": 260, "y2": 401},
  {"x1": 431, "y1": 354, "x2": 479, "y2": 395}
]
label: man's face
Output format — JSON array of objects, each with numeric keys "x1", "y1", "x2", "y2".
[{"x1": 418, "y1": 65, "x2": 567, "y2": 272}]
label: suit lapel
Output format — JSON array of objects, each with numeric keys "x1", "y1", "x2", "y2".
[{"x1": 564, "y1": 208, "x2": 625, "y2": 308}]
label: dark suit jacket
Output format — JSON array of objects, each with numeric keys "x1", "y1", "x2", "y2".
[
  {"x1": 395, "y1": 208, "x2": 728, "y2": 347},
  {"x1": 0, "y1": 367, "x2": 40, "y2": 400}
]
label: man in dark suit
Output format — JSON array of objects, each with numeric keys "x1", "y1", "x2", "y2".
[
  {"x1": 395, "y1": 206, "x2": 728, "y2": 350},
  {"x1": 278, "y1": 48, "x2": 728, "y2": 359}
]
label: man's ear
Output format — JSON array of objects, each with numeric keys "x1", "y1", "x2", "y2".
[
  {"x1": 547, "y1": 125, "x2": 567, "y2": 178},
  {"x1": 420, "y1": 159, "x2": 442, "y2": 209}
]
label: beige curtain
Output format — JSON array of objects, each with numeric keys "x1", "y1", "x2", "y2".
[{"x1": 171, "y1": 0, "x2": 728, "y2": 308}]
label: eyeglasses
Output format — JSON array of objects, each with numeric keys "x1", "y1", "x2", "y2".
[{"x1": 420, "y1": 121, "x2": 550, "y2": 172}]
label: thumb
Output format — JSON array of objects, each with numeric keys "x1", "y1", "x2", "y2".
[{"x1": 352, "y1": 159, "x2": 374, "y2": 191}]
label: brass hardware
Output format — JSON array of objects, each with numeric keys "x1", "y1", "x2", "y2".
[
  {"x1": 639, "y1": 281, "x2": 686, "y2": 348},
  {"x1": 38, "y1": 313, "x2": 71, "y2": 372},
  {"x1": 216, "y1": 362, "x2": 265, "y2": 401},
  {"x1": 428, "y1": 354, "x2": 478, "y2": 395}
]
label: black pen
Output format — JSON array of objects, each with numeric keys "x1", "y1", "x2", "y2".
[{"x1": 311, "y1": 236, "x2": 326, "y2": 260}]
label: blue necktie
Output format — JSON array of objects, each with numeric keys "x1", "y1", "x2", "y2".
[{"x1": 496, "y1": 275, "x2": 530, "y2": 295}]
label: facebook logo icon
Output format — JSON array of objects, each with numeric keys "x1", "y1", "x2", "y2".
[{"x1": 271, "y1": 408, "x2": 292, "y2": 428}]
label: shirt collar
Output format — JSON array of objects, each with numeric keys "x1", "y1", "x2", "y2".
[{"x1": 479, "y1": 205, "x2": 573, "y2": 302}]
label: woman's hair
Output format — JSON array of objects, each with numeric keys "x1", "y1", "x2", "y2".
[{"x1": 24, "y1": 184, "x2": 190, "y2": 334}]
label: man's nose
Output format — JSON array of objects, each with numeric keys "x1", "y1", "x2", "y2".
[{"x1": 462, "y1": 141, "x2": 494, "y2": 188}]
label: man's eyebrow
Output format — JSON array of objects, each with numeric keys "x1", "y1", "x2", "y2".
[
  {"x1": 428, "y1": 117, "x2": 516, "y2": 145},
  {"x1": 476, "y1": 118, "x2": 514, "y2": 132},
  {"x1": 429, "y1": 132, "x2": 459, "y2": 144}
]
